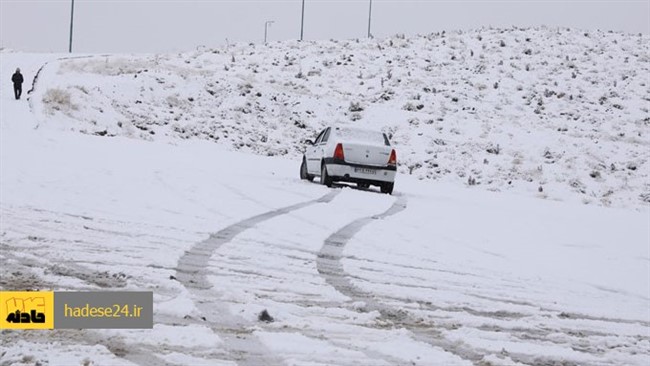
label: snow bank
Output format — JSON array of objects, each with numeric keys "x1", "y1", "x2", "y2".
[{"x1": 26, "y1": 27, "x2": 650, "y2": 209}]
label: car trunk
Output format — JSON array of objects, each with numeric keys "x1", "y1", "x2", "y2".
[{"x1": 341, "y1": 143, "x2": 391, "y2": 167}]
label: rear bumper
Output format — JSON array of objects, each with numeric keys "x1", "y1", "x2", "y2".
[{"x1": 324, "y1": 158, "x2": 396, "y2": 185}]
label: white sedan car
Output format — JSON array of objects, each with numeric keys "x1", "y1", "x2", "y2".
[{"x1": 300, "y1": 126, "x2": 397, "y2": 194}]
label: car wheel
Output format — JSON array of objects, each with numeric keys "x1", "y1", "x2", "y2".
[
  {"x1": 380, "y1": 182, "x2": 394, "y2": 195},
  {"x1": 321, "y1": 164, "x2": 333, "y2": 187},
  {"x1": 300, "y1": 157, "x2": 314, "y2": 182}
]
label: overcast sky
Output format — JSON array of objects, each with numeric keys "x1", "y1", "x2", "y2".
[{"x1": 1, "y1": 0, "x2": 648, "y2": 53}]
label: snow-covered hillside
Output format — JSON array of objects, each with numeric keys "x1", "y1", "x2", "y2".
[
  {"x1": 26, "y1": 27, "x2": 650, "y2": 209},
  {"x1": 1, "y1": 29, "x2": 649, "y2": 366}
]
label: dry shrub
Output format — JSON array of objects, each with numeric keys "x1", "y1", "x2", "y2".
[{"x1": 43, "y1": 88, "x2": 78, "y2": 114}]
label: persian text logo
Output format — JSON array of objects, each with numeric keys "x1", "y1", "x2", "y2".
[{"x1": 0, "y1": 291, "x2": 54, "y2": 329}]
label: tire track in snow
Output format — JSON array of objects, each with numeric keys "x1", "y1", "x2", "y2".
[
  {"x1": 315, "y1": 195, "x2": 504, "y2": 365},
  {"x1": 316, "y1": 195, "x2": 615, "y2": 366},
  {"x1": 175, "y1": 190, "x2": 339, "y2": 366}
]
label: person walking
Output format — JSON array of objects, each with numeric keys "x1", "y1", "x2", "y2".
[{"x1": 12, "y1": 68, "x2": 24, "y2": 100}]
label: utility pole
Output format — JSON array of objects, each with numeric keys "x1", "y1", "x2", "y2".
[
  {"x1": 68, "y1": 0, "x2": 75, "y2": 53},
  {"x1": 264, "y1": 20, "x2": 275, "y2": 44},
  {"x1": 367, "y1": 0, "x2": 373, "y2": 38},
  {"x1": 300, "y1": 0, "x2": 305, "y2": 41}
]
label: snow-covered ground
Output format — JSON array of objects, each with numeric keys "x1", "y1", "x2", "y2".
[
  {"x1": 16, "y1": 27, "x2": 650, "y2": 209},
  {"x1": 1, "y1": 28, "x2": 649, "y2": 366}
]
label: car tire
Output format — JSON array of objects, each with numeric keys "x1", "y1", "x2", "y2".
[
  {"x1": 380, "y1": 182, "x2": 394, "y2": 195},
  {"x1": 321, "y1": 164, "x2": 333, "y2": 187},
  {"x1": 300, "y1": 157, "x2": 314, "y2": 182}
]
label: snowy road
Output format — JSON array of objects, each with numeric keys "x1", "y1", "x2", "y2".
[
  {"x1": 1, "y1": 54, "x2": 649, "y2": 366},
  {"x1": 176, "y1": 190, "x2": 340, "y2": 366}
]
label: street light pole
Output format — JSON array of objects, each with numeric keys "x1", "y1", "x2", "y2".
[
  {"x1": 68, "y1": 0, "x2": 75, "y2": 53},
  {"x1": 264, "y1": 20, "x2": 275, "y2": 44},
  {"x1": 300, "y1": 0, "x2": 305, "y2": 41},
  {"x1": 367, "y1": 0, "x2": 373, "y2": 38}
]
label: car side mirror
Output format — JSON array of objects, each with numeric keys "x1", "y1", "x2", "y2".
[{"x1": 304, "y1": 139, "x2": 314, "y2": 145}]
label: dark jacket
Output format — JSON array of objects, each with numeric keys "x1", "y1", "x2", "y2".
[{"x1": 12, "y1": 72, "x2": 23, "y2": 85}]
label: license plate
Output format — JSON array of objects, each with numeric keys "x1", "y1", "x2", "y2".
[{"x1": 354, "y1": 167, "x2": 376, "y2": 175}]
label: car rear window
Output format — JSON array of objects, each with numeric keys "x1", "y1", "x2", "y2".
[{"x1": 337, "y1": 128, "x2": 390, "y2": 146}]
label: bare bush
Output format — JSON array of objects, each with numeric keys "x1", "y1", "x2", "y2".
[
  {"x1": 349, "y1": 101, "x2": 364, "y2": 112},
  {"x1": 43, "y1": 88, "x2": 77, "y2": 114}
]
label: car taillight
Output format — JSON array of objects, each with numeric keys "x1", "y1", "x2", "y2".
[
  {"x1": 388, "y1": 149, "x2": 397, "y2": 166},
  {"x1": 334, "y1": 143, "x2": 345, "y2": 161}
]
